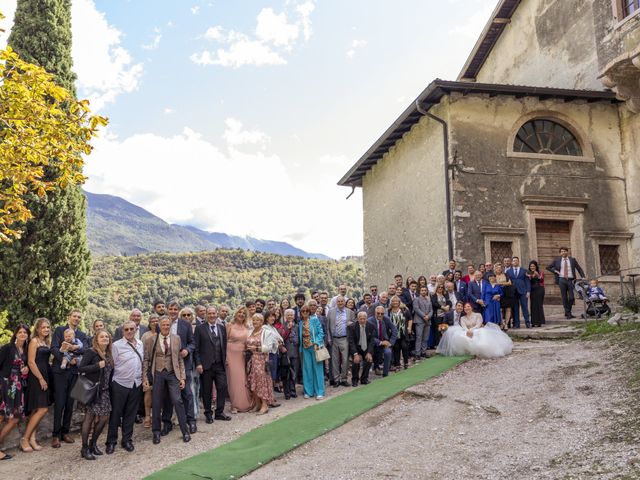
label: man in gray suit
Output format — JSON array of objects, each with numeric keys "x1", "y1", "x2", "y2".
[
  {"x1": 412, "y1": 286, "x2": 432, "y2": 358},
  {"x1": 327, "y1": 296, "x2": 355, "y2": 387}
]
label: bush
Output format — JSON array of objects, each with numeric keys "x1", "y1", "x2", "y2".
[{"x1": 620, "y1": 294, "x2": 640, "y2": 314}]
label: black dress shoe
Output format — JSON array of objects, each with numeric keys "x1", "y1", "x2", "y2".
[
  {"x1": 189, "y1": 422, "x2": 197, "y2": 434},
  {"x1": 340, "y1": 381, "x2": 350, "y2": 387},
  {"x1": 105, "y1": 444, "x2": 115, "y2": 455},
  {"x1": 0, "y1": 453, "x2": 12, "y2": 460},
  {"x1": 290, "y1": 392, "x2": 297, "y2": 398},
  {"x1": 134, "y1": 415, "x2": 143, "y2": 424},
  {"x1": 361, "y1": 378, "x2": 370, "y2": 385},
  {"x1": 122, "y1": 441, "x2": 134, "y2": 452},
  {"x1": 351, "y1": 381, "x2": 358, "y2": 387},
  {"x1": 160, "y1": 425, "x2": 172, "y2": 436},
  {"x1": 152, "y1": 433, "x2": 161, "y2": 445},
  {"x1": 90, "y1": 443, "x2": 103, "y2": 456},
  {"x1": 205, "y1": 415, "x2": 214, "y2": 424},
  {"x1": 81, "y1": 446, "x2": 96, "y2": 461},
  {"x1": 214, "y1": 413, "x2": 232, "y2": 421},
  {"x1": 183, "y1": 433, "x2": 191, "y2": 443}
]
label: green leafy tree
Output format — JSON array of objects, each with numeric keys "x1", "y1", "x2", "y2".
[{"x1": 0, "y1": 1, "x2": 104, "y2": 329}]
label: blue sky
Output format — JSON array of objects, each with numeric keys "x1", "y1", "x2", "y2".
[{"x1": 1, "y1": 0, "x2": 496, "y2": 258}]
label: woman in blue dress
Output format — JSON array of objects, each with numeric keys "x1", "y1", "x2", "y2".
[
  {"x1": 298, "y1": 304, "x2": 325, "y2": 400},
  {"x1": 482, "y1": 272, "x2": 503, "y2": 325}
]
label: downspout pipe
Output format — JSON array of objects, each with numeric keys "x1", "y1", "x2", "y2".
[{"x1": 415, "y1": 100, "x2": 454, "y2": 261}]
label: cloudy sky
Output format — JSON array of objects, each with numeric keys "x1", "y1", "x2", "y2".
[{"x1": 1, "y1": 0, "x2": 496, "y2": 258}]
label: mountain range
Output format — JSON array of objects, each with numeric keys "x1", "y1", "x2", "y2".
[{"x1": 84, "y1": 191, "x2": 329, "y2": 259}]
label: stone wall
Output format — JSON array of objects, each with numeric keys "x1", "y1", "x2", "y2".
[
  {"x1": 361, "y1": 102, "x2": 450, "y2": 288},
  {"x1": 446, "y1": 92, "x2": 628, "y2": 289},
  {"x1": 474, "y1": 0, "x2": 601, "y2": 90}
]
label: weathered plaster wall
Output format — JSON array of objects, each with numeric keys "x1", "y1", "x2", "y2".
[
  {"x1": 447, "y1": 93, "x2": 627, "y2": 282},
  {"x1": 475, "y1": 0, "x2": 601, "y2": 89},
  {"x1": 620, "y1": 108, "x2": 640, "y2": 269},
  {"x1": 362, "y1": 102, "x2": 450, "y2": 288}
]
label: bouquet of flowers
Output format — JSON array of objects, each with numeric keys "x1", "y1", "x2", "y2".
[{"x1": 438, "y1": 323, "x2": 449, "y2": 332}]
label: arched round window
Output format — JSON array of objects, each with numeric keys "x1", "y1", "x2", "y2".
[{"x1": 513, "y1": 119, "x2": 582, "y2": 156}]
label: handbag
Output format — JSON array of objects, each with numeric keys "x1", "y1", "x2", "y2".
[
  {"x1": 70, "y1": 371, "x2": 101, "y2": 405},
  {"x1": 315, "y1": 345, "x2": 330, "y2": 362},
  {"x1": 146, "y1": 334, "x2": 160, "y2": 386}
]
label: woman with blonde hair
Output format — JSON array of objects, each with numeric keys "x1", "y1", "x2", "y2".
[
  {"x1": 22, "y1": 318, "x2": 52, "y2": 452},
  {"x1": 245, "y1": 314, "x2": 279, "y2": 414},
  {"x1": 78, "y1": 330, "x2": 114, "y2": 460},
  {"x1": 225, "y1": 307, "x2": 254, "y2": 413}
]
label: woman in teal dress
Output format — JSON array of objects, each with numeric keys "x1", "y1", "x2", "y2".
[
  {"x1": 298, "y1": 304, "x2": 325, "y2": 400},
  {"x1": 482, "y1": 272, "x2": 504, "y2": 325}
]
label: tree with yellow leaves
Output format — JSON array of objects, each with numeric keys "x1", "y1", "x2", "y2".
[{"x1": 0, "y1": 42, "x2": 107, "y2": 241}]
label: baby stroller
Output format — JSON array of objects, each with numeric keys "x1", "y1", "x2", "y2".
[{"x1": 575, "y1": 280, "x2": 611, "y2": 319}]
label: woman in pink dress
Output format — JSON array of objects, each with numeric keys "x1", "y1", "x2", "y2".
[{"x1": 225, "y1": 307, "x2": 255, "y2": 413}]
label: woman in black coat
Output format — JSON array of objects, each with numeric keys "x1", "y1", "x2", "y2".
[
  {"x1": 430, "y1": 284, "x2": 453, "y2": 347},
  {"x1": 0, "y1": 324, "x2": 30, "y2": 460},
  {"x1": 77, "y1": 331, "x2": 113, "y2": 460}
]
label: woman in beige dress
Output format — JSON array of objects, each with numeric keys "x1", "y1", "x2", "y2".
[{"x1": 226, "y1": 307, "x2": 254, "y2": 413}]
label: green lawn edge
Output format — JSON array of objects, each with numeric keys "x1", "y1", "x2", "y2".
[{"x1": 146, "y1": 355, "x2": 470, "y2": 480}]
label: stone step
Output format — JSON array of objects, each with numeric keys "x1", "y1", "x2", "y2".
[{"x1": 507, "y1": 325, "x2": 582, "y2": 340}]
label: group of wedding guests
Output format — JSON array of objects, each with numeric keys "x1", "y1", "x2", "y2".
[{"x1": 0, "y1": 252, "x2": 586, "y2": 461}]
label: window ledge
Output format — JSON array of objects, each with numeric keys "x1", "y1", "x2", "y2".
[
  {"x1": 613, "y1": 8, "x2": 640, "y2": 32},
  {"x1": 507, "y1": 152, "x2": 595, "y2": 163}
]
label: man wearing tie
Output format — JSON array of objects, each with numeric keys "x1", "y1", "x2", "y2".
[
  {"x1": 454, "y1": 271, "x2": 467, "y2": 302},
  {"x1": 142, "y1": 317, "x2": 190, "y2": 445},
  {"x1": 547, "y1": 247, "x2": 585, "y2": 319},
  {"x1": 368, "y1": 306, "x2": 398, "y2": 377},
  {"x1": 467, "y1": 270, "x2": 486, "y2": 313},
  {"x1": 507, "y1": 257, "x2": 531, "y2": 328},
  {"x1": 194, "y1": 306, "x2": 231, "y2": 424},
  {"x1": 348, "y1": 312, "x2": 375, "y2": 386}
]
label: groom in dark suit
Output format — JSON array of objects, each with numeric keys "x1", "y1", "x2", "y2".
[
  {"x1": 194, "y1": 306, "x2": 231, "y2": 424},
  {"x1": 546, "y1": 247, "x2": 585, "y2": 319},
  {"x1": 507, "y1": 257, "x2": 531, "y2": 328}
]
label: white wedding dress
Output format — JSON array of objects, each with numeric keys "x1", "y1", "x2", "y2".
[{"x1": 437, "y1": 312, "x2": 513, "y2": 359}]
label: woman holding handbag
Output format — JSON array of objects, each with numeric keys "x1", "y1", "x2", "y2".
[
  {"x1": 298, "y1": 304, "x2": 325, "y2": 400},
  {"x1": 77, "y1": 331, "x2": 113, "y2": 460}
]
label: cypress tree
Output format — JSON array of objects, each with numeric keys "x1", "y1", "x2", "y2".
[{"x1": 0, "y1": 0, "x2": 91, "y2": 328}]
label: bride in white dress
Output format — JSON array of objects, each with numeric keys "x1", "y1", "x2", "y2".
[{"x1": 437, "y1": 302, "x2": 513, "y2": 359}]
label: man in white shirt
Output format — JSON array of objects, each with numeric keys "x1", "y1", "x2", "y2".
[
  {"x1": 329, "y1": 285, "x2": 348, "y2": 309},
  {"x1": 106, "y1": 320, "x2": 144, "y2": 454}
]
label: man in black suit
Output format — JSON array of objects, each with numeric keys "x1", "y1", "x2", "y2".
[
  {"x1": 165, "y1": 301, "x2": 197, "y2": 434},
  {"x1": 348, "y1": 311, "x2": 375, "y2": 386},
  {"x1": 546, "y1": 246, "x2": 585, "y2": 319},
  {"x1": 467, "y1": 271, "x2": 486, "y2": 313},
  {"x1": 50, "y1": 309, "x2": 88, "y2": 448},
  {"x1": 368, "y1": 306, "x2": 398, "y2": 377},
  {"x1": 194, "y1": 306, "x2": 231, "y2": 424},
  {"x1": 442, "y1": 259, "x2": 457, "y2": 277}
]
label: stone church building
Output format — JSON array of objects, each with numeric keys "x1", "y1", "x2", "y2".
[{"x1": 340, "y1": 0, "x2": 640, "y2": 298}]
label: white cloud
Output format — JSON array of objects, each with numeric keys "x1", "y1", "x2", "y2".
[
  {"x1": 191, "y1": 35, "x2": 286, "y2": 68},
  {"x1": 223, "y1": 118, "x2": 270, "y2": 148},
  {"x1": 163, "y1": 107, "x2": 174, "y2": 114},
  {"x1": 295, "y1": 1, "x2": 315, "y2": 41},
  {"x1": 346, "y1": 39, "x2": 367, "y2": 59},
  {"x1": 204, "y1": 25, "x2": 224, "y2": 41},
  {"x1": 191, "y1": 5, "x2": 200, "y2": 15},
  {"x1": 193, "y1": 1, "x2": 315, "y2": 68},
  {"x1": 255, "y1": 8, "x2": 299, "y2": 48},
  {"x1": 141, "y1": 27, "x2": 162, "y2": 50},
  {"x1": 2, "y1": 0, "x2": 142, "y2": 111},
  {"x1": 83, "y1": 123, "x2": 362, "y2": 258}
]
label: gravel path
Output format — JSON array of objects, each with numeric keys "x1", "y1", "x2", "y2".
[{"x1": 246, "y1": 339, "x2": 639, "y2": 480}]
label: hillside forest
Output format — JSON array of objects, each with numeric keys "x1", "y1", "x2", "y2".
[{"x1": 85, "y1": 249, "x2": 364, "y2": 331}]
